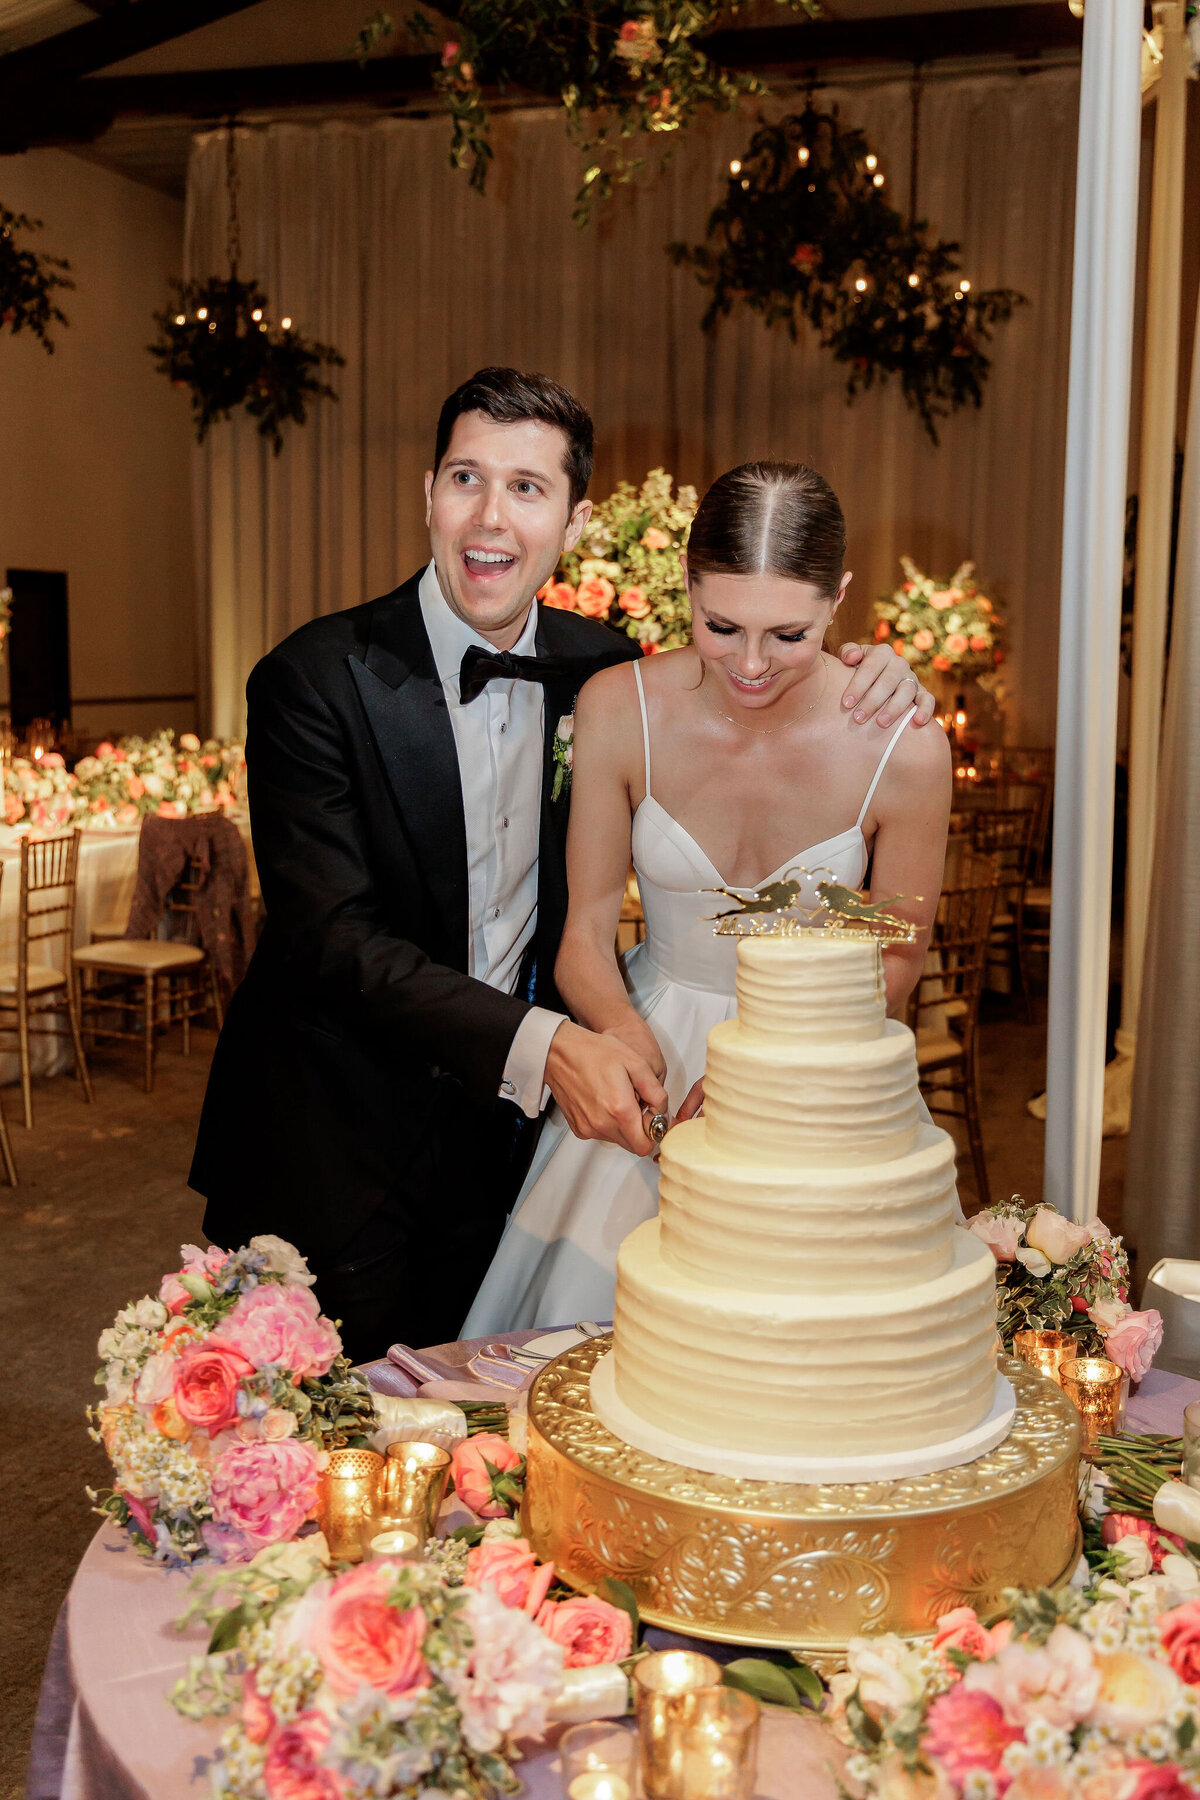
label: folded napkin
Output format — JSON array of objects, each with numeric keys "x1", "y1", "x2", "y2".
[
  {"x1": 369, "y1": 1395, "x2": 469, "y2": 1455},
  {"x1": 387, "y1": 1343, "x2": 466, "y2": 1385},
  {"x1": 466, "y1": 1343, "x2": 537, "y2": 1390}
]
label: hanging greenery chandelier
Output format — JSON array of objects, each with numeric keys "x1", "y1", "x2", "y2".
[
  {"x1": 149, "y1": 130, "x2": 343, "y2": 453},
  {"x1": 669, "y1": 104, "x2": 1026, "y2": 441},
  {"x1": 0, "y1": 204, "x2": 72, "y2": 351}
]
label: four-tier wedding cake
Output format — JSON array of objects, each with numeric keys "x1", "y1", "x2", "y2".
[{"x1": 591, "y1": 932, "x2": 1003, "y2": 1480}]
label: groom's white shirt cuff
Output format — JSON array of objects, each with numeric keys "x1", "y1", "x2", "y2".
[{"x1": 500, "y1": 1007, "x2": 566, "y2": 1118}]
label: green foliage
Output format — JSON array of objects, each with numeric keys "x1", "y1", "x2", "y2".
[
  {"x1": 669, "y1": 105, "x2": 1025, "y2": 442},
  {"x1": 0, "y1": 204, "x2": 73, "y2": 352},
  {"x1": 723, "y1": 1655, "x2": 823, "y2": 1711},
  {"x1": 149, "y1": 277, "x2": 343, "y2": 453}
]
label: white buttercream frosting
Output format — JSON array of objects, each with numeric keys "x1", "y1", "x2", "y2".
[{"x1": 736, "y1": 934, "x2": 886, "y2": 1041}]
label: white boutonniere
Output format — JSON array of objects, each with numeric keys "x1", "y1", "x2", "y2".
[{"x1": 551, "y1": 714, "x2": 574, "y2": 802}]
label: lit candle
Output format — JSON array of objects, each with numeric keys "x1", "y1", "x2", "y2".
[
  {"x1": 1059, "y1": 1356, "x2": 1122, "y2": 1452},
  {"x1": 1013, "y1": 1329, "x2": 1077, "y2": 1387},
  {"x1": 567, "y1": 1777, "x2": 631, "y2": 1800},
  {"x1": 368, "y1": 1527, "x2": 420, "y2": 1560}
]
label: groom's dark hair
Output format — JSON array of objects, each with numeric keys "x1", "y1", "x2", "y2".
[{"x1": 434, "y1": 367, "x2": 595, "y2": 511}]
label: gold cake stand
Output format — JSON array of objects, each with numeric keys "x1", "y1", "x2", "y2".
[{"x1": 523, "y1": 1338, "x2": 1081, "y2": 1668}]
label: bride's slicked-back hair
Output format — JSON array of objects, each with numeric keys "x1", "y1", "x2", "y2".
[{"x1": 686, "y1": 461, "x2": 846, "y2": 600}]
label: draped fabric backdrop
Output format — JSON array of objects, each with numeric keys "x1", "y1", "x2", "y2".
[{"x1": 184, "y1": 67, "x2": 1080, "y2": 740}]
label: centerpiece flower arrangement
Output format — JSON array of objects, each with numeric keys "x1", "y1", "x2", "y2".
[
  {"x1": 72, "y1": 730, "x2": 246, "y2": 826},
  {"x1": 541, "y1": 467, "x2": 696, "y2": 654},
  {"x1": 2, "y1": 753, "x2": 77, "y2": 831},
  {"x1": 89, "y1": 1237, "x2": 376, "y2": 1565},
  {"x1": 965, "y1": 1201, "x2": 1164, "y2": 1382},
  {"x1": 873, "y1": 557, "x2": 1005, "y2": 678}
]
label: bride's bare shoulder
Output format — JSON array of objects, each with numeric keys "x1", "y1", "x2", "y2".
[{"x1": 577, "y1": 645, "x2": 695, "y2": 719}]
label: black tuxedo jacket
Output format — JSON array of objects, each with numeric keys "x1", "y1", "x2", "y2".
[{"x1": 190, "y1": 571, "x2": 640, "y2": 1273}]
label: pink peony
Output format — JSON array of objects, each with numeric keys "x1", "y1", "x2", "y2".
[
  {"x1": 1127, "y1": 1764, "x2": 1196, "y2": 1800},
  {"x1": 1101, "y1": 1512, "x2": 1184, "y2": 1572},
  {"x1": 1024, "y1": 1206, "x2": 1094, "y2": 1265},
  {"x1": 966, "y1": 1211, "x2": 1024, "y2": 1262},
  {"x1": 447, "y1": 1585, "x2": 565, "y2": 1754},
  {"x1": 451, "y1": 1433, "x2": 524, "y2": 1518},
  {"x1": 263, "y1": 1710, "x2": 340, "y2": 1800},
  {"x1": 963, "y1": 1624, "x2": 1100, "y2": 1728},
  {"x1": 120, "y1": 1489, "x2": 156, "y2": 1542},
  {"x1": 213, "y1": 1283, "x2": 340, "y2": 1379},
  {"x1": 1105, "y1": 1309, "x2": 1163, "y2": 1381},
  {"x1": 172, "y1": 1340, "x2": 255, "y2": 1433},
  {"x1": 242, "y1": 1671, "x2": 276, "y2": 1744},
  {"x1": 535, "y1": 1595, "x2": 633, "y2": 1666},
  {"x1": 922, "y1": 1686, "x2": 1021, "y2": 1783},
  {"x1": 465, "y1": 1538, "x2": 555, "y2": 1616},
  {"x1": 307, "y1": 1561, "x2": 430, "y2": 1699},
  {"x1": 1159, "y1": 1600, "x2": 1200, "y2": 1684},
  {"x1": 931, "y1": 1606, "x2": 1013, "y2": 1669},
  {"x1": 209, "y1": 1439, "x2": 321, "y2": 1549}
]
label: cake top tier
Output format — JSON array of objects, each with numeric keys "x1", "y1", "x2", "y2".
[{"x1": 736, "y1": 934, "x2": 886, "y2": 1042}]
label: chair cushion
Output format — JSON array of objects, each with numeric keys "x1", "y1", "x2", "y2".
[
  {"x1": 916, "y1": 1032, "x2": 965, "y2": 1070},
  {"x1": 0, "y1": 962, "x2": 67, "y2": 994},
  {"x1": 1025, "y1": 886, "x2": 1052, "y2": 910},
  {"x1": 73, "y1": 940, "x2": 205, "y2": 973}
]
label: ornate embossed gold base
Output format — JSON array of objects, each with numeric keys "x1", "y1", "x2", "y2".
[{"x1": 523, "y1": 1339, "x2": 1081, "y2": 1663}]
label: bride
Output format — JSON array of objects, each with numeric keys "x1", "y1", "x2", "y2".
[{"x1": 462, "y1": 460, "x2": 952, "y2": 1336}]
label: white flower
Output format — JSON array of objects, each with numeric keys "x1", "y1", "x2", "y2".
[
  {"x1": 556, "y1": 715, "x2": 574, "y2": 743},
  {"x1": 133, "y1": 1296, "x2": 168, "y2": 1331},
  {"x1": 1084, "y1": 1467, "x2": 1114, "y2": 1522},
  {"x1": 179, "y1": 733, "x2": 201, "y2": 752},
  {"x1": 1157, "y1": 1553, "x2": 1200, "y2": 1600},
  {"x1": 142, "y1": 774, "x2": 164, "y2": 798},
  {"x1": 481, "y1": 1518, "x2": 524, "y2": 1542},
  {"x1": 1112, "y1": 1534, "x2": 1154, "y2": 1579},
  {"x1": 1088, "y1": 1297, "x2": 1128, "y2": 1333},
  {"x1": 1024, "y1": 1207, "x2": 1093, "y2": 1265},
  {"x1": 247, "y1": 1235, "x2": 317, "y2": 1288},
  {"x1": 443, "y1": 1585, "x2": 564, "y2": 1754},
  {"x1": 1016, "y1": 1245, "x2": 1053, "y2": 1278},
  {"x1": 845, "y1": 1633, "x2": 928, "y2": 1715}
]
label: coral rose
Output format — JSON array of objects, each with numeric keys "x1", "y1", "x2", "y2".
[
  {"x1": 1024, "y1": 1206, "x2": 1093, "y2": 1265},
  {"x1": 535, "y1": 1595, "x2": 633, "y2": 1666},
  {"x1": 465, "y1": 1538, "x2": 555, "y2": 1615},
  {"x1": 932, "y1": 654, "x2": 952, "y2": 671},
  {"x1": 126, "y1": 776, "x2": 146, "y2": 800},
  {"x1": 965, "y1": 1212, "x2": 1023, "y2": 1262},
  {"x1": 874, "y1": 620, "x2": 891, "y2": 640},
  {"x1": 944, "y1": 633, "x2": 969, "y2": 655},
  {"x1": 242, "y1": 1671, "x2": 276, "y2": 1745},
  {"x1": 213, "y1": 1283, "x2": 340, "y2": 1379},
  {"x1": 209, "y1": 1439, "x2": 322, "y2": 1549},
  {"x1": 1004, "y1": 1774, "x2": 1075, "y2": 1800},
  {"x1": 912, "y1": 629, "x2": 935, "y2": 652},
  {"x1": 574, "y1": 577, "x2": 615, "y2": 619},
  {"x1": 922, "y1": 1686, "x2": 1021, "y2": 1783},
  {"x1": 172, "y1": 1340, "x2": 255, "y2": 1433},
  {"x1": 152, "y1": 1395, "x2": 193, "y2": 1441},
  {"x1": 970, "y1": 635, "x2": 990, "y2": 651},
  {"x1": 618, "y1": 586, "x2": 651, "y2": 619},
  {"x1": 307, "y1": 1562, "x2": 430, "y2": 1699},
  {"x1": 1101, "y1": 1512, "x2": 1183, "y2": 1573},
  {"x1": 1127, "y1": 1764, "x2": 1196, "y2": 1800},
  {"x1": 930, "y1": 591, "x2": 955, "y2": 610},
  {"x1": 642, "y1": 527, "x2": 670, "y2": 551},
  {"x1": 541, "y1": 581, "x2": 577, "y2": 611},
  {"x1": 1158, "y1": 1599, "x2": 1200, "y2": 1683},
  {"x1": 1105, "y1": 1309, "x2": 1164, "y2": 1381},
  {"x1": 263, "y1": 1710, "x2": 339, "y2": 1800},
  {"x1": 451, "y1": 1433, "x2": 524, "y2": 1518},
  {"x1": 963, "y1": 1624, "x2": 1099, "y2": 1728},
  {"x1": 931, "y1": 1605, "x2": 1012, "y2": 1668}
]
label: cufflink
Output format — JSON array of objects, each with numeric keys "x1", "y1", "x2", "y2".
[{"x1": 500, "y1": 1079, "x2": 516, "y2": 1097}]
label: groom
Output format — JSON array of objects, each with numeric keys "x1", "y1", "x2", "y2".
[{"x1": 190, "y1": 367, "x2": 936, "y2": 1360}]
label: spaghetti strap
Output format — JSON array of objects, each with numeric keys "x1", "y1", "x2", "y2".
[
  {"x1": 632, "y1": 660, "x2": 652, "y2": 799},
  {"x1": 855, "y1": 704, "x2": 917, "y2": 830}
]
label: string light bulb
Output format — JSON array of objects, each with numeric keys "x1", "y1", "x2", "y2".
[
  {"x1": 740, "y1": 178, "x2": 749, "y2": 190},
  {"x1": 197, "y1": 307, "x2": 208, "y2": 321},
  {"x1": 729, "y1": 159, "x2": 741, "y2": 174},
  {"x1": 865, "y1": 154, "x2": 878, "y2": 171},
  {"x1": 954, "y1": 289, "x2": 964, "y2": 301},
  {"x1": 797, "y1": 145, "x2": 810, "y2": 165},
  {"x1": 174, "y1": 313, "x2": 186, "y2": 325},
  {"x1": 960, "y1": 279, "x2": 971, "y2": 293},
  {"x1": 281, "y1": 317, "x2": 292, "y2": 330},
  {"x1": 251, "y1": 308, "x2": 263, "y2": 321},
  {"x1": 855, "y1": 277, "x2": 868, "y2": 292},
  {"x1": 872, "y1": 172, "x2": 885, "y2": 188},
  {"x1": 907, "y1": 274, "x2": 919, "y2": 288}
]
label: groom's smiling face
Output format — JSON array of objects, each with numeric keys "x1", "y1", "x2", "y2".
[{"x1": 425, "y1": 412, "x2": 591, "y2": 650}]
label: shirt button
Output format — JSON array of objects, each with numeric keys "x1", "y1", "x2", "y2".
[
  {"x1": 498, "y1": 722, "x2": 507, "y2": 734},
  {"x1": 501, "y1": 816, "x2": 509, "y2": 829},
  {"x1": 492, "y1": 906, "x2": 501, "y2": 920}
]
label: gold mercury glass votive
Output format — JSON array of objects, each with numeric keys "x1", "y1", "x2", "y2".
[
  {"x1": 559, "y1": 1720, "x2": 635, "y2": 1800},
  {"x1": 363, "y1": 1516, "x2": 422, "y2": 1561},
  {"x1": 1059, "y1": 1356, "x2": 1123, "y2": 1452},
  {"x1": 633, "y1": 1652, "x2": 724, "y2": 1800},
  {"x1": 1013, "y1": 1329, "x2": 1078, "y2": 1387},
  {"x1": 319, "y1": 1447, "x2": 384, "y2": 1563},
  {"x1": 676, "y1": 1688, "x2": 760, "y2": 1800},
  {"x1": 379, "y1": 1440, "x2": 452, "y2": 1543}
]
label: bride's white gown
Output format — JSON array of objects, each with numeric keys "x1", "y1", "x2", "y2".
[{"x1": 461, "y1": 669, "x2": 922, "y2": 1337}]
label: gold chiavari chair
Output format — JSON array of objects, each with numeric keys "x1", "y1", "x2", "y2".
[
  {"x1": 0, "y1": 829, "x2": 94, "y2": 1130},
  {"x1": 908, "y1": 851, "x2": 1002, "y2": 1209},
  {"x1": 970, "y1": 806, "x2": 1037, "y2": 1019}
]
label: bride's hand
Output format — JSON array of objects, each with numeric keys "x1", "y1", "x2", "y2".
[
  {"x1": 676, "y1": 1079, "x2": 705, "y2": 1123},
  {"x1": 839, "y1": 642, "x2": 937, "y2": 727},
  {"x1": 602, "y1": 1017, "x2": 667, "y2": 1086}
]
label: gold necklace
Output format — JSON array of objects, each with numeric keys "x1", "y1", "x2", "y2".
[{"x1": 709, "y1": 657, "x2": 828, "y2": 734}]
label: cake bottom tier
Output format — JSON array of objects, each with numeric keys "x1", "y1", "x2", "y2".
[{"x1": 612, "y1": 1224, "x2": 998, "y2": 1458}]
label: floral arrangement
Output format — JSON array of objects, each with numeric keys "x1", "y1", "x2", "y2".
[
  {"x1": 89, "y1": 1238, "x2": 376, "y2": 1566},
  {"x1": 873, "y1": 557, "x2": 1005, "y2": 678},
  {"x1": 72, "y1": 730, "x2": 246, "y2": 827},
  {"x1": 355, "y1": 1, "x2": 815, "y2": 226},
  {"x1": 964, "y1": 1200, "x2": 1164, "y2": 1382},
  {"x1": 2, "y1": 753, "x2": 77, "y2": 832},
  {"x1": 0, "y1": 585, "x2": 11, "y2": 659},
  {"x1": 544, "y1": 466, "x2": 697, "y2": 653},
  {"x1": 829, "y1": 1567, "x2": 1200, "y2": 1800},
  {"x1": 669, "y1": 106, "x2": 1025, "y2": 442},
  {"x1": 0, "y1": 202, "x2": 73, "y2": 352}
]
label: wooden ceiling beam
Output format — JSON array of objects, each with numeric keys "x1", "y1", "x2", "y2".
[{"x1": 0, "y1": 0, "x2": 268, "y2": 92}]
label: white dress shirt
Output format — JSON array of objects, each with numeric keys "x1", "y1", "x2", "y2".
[{"x1": 418, "y1": 561, "x2": 564, "y2": 1116}]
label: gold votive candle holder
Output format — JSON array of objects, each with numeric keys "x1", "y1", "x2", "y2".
[
  {"x1": 677, "y1": 1688, "x2": 760, "y2": 1800},
  {"x1": 632, "y1": 1652, "x2": 723, "y2": 1800},
  {"x1": 1060, "y1": 1356, "x2": 1123, "y2": 1452},
  {"x1": 559, "y1": 1720, "x2": 635, "y2": 1799},
  {"x1": 364, "y1": 1518, "x2": 422, "y2": 1561},
  {"x1": 319, "y1": 1447, "x2": 384, "y2": 1563},
  {"x1": 1013, "y1": 1329, "x2": 1078, "y2": 1387},
  {"x1": 380, "y1": 1440, "x2": 452, "y2": 1543}
]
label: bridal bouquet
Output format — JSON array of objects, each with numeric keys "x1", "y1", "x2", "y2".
[
  {"x1": 873, "y1": 556, "x2": 1005, "y2": 677},
  {"x1": 542, "y1": 466, "x2": 696, "y2": 653},
  {"x1": 89, "y1": 1237, "x2": 376, "y2": 1565},
  {"x1": 965, "y1": 1200, "x2": 1164, "y2": 1381},
  {"x1": 72, "y1": 729, "x2": 246, "y2": 826}
]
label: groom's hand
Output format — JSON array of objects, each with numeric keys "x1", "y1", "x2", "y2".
[
  {"x1": 838, "y1": 642, "x2": 937, "y2": 727},
  {"x1": 546, "y1": 1022, "x2": 669, "y2": 1158}
]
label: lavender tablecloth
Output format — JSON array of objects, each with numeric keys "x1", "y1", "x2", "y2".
[{"x1": 29, "y1": 1350, "x2": 1200, "y2": 1800}]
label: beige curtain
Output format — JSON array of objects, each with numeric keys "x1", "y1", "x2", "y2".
[{"x1": 184, "y1": 67, "x2": 1080, "y2": 740}]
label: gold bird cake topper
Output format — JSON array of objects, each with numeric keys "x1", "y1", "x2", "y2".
[{"x1": 704, "y1": 868, "x2": 919, "y2": 943}]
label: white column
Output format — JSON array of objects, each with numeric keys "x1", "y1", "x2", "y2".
[
  {"x1": 1043, "y1": 0, "x2": 1144, "y2": 1221},
  {"x1": 1104, "y1": 1, "x2": 1190, "y2": 1132}
]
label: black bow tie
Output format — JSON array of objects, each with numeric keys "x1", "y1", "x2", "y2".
[{"x1": 458, "y1": 644, "x2": 577, "y2": 704}]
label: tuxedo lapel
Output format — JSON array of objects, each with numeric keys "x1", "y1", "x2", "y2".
[{"x1": 347, "y1": 588, "x2": 470, "y2": 969}]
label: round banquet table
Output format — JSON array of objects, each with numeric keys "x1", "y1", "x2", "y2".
[{"x1": 28, "y1": 1346, "x2": 1200, "y2": 1800}]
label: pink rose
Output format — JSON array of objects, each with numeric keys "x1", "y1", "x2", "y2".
[
  {"x1": 1105, "y1": 1309, "x2": 1163, "y2": 1381},
  {"x1": 1100, "y1": 1512, "x2": 1184, "y2": 1572},
  {"x1": 945, "y1": 633, "x2": 969, "y2": 655},
  {"x1": 157, "y1": 800, "x2": 187, "y2": 818},
  {"x1": 465, "y1": 1538, "x2": 555, "y2": 1615},
  {"x1": 912, "y1": 629, "x2": 935, "y2": 652},
  {"x1": 307, "y1": 1562, "x2": 431, "y2": 1699},
  {"x1": 209, "y1": 1439, "x2": 322, "y2": 1549},
  {"x1": 213, "y1": 1283, "x2": 340, "y2": 1379},
  {"x1": 1159, "y1": 1600, "x2": 1200, "y2": 1684},
  {"x1": 535, "y1": 1595, "x2": 633, "y2": 1666},
  {"x1": 126, "y1": 776, "x2": 146, "y2": 800},
  {"x1": 451, "y1": 1434, "x2": 524, "y2": 1518},
  {"x1": 263, "y1": 1710, "x2": 340, "y2": 1800},
  {"x1": 119, "y1": 1489, "x2": 156, "y2": 1542},
  {"x1": 540, "y1": 581, "x2": 577, "y2": 611},
  {"x1": 963, "y1": 1625, "x2": 1100, "y2": 1728},
  {"x1": 4, "y1": 795, "x2": 23, "y2": 825},
  {"x1": 922, "y1": 1686, "x2": 1021, "y2": 1783},
  {"x1": 1127, "y1": 1764, "x2": 1196, "y2": 1800},
  {"x1": 642, "y1": 527, "x2": 670, "y2": 551},
  {"x1": 1024, "y1": 1206, "x2": 1093, "y2": 1265},
  {"x1": 931, "y1": 1606, "x2": 1013, "y2": 1669},
  {"x1": 449, "y1": 1586, "x2": 565, "y2": 1753},
  {"x1": 618, "y1": 586, "x2": 651, "y2": 619},
  {"x1": 965, "y1": 1212, "x2": 1023, "y2": 1262},
  {"x1": 930, "y1": 591, "x2": 954, "y2": 610},
  {"x1": 574, "y1": 577, "x2": 615, "y2": 619},
  {"x1": 242, "y1": 1671, "x2": 276, "y2": 1744},
  {"x1": 970, "y1": 635, "x2": 989, "y2": 651},
  {"x1": 159, "y1": 1273, "x2": 191, "y2": 1315},
  {"x1": 172, "y1": 1340, "x2": 255, "y2": 1433},
  {"x1": 115, "y1": 804, "x2": 139, "y2": 825},
  {"x1": 95, "y1": 741, "x2": 115, "y2": 756}
]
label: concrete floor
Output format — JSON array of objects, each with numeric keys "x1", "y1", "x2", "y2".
[{"x1": 2, "y1": 995, "x2": 1128, "y2": 1797}]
